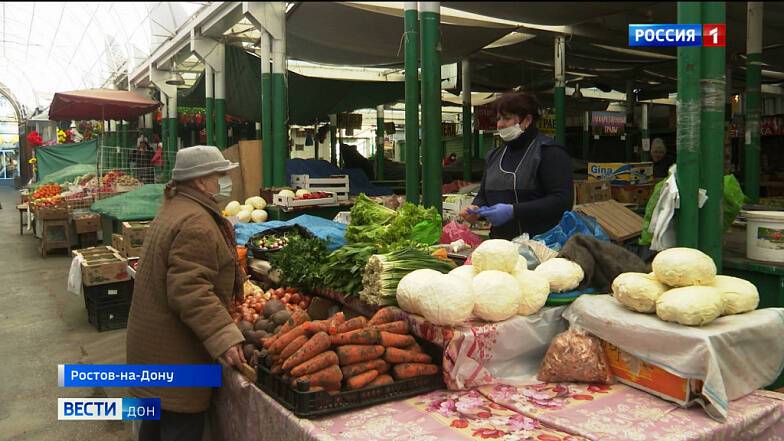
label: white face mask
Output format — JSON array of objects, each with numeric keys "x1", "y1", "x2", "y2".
[
  {"x1": 498, "y1": 123, "x2": 524, "y2": 142},
  {"x1": 215, "y1": 175, "x2": 232, "y2": 198}
]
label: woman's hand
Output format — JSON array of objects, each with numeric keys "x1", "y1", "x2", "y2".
[
  {"x1": 460, "y1": 205, "x2": 480, "y2": 223},
  {"x1": 220, "y1": 344, "x2": 247, "y2": 368}
]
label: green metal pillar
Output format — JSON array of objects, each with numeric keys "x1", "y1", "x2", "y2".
[
  {"x1": 329, "y1": 114, "x2": 337, "y2": 166},
  {"x1": 205, "y1": 64, "x2": 215, "y2": 146},
  {"x1": 106, "y1": 120, "x2": 117, "y2": 169},
  {"x1": 462, "y1": 59, "x2": 472, "y2": 181},
  {"x1": 261, "y1": 32, "x2": 273, "y2": 188},
  {"x1": 554, "y1": 36, "x2": 566, "y2": 145},
  {"x1": 676, "y1": 2, "x2": 702, "y2": 249},
  {"x1": 256, "y1": 122, "x2": 262, "y2": 141},
  {"x1": 272, "y1": 36, "x2": 287, "y2": 187},
  {"x1": 699, "y1": 1, "x2": 726, "y2": 270},
  {"x1": 404, "y1": 1, "x2": 420, "y2": 203},
  {"x1": 744, "y1": 2, "x2": 763, "y2": 203},
  {"x1": 420, "y1": 1, "x2": 442, "y2": 211},
  {"x1": 583, "y1": 111, "x2": 591, "y2": 161},
  {"x1": 376, "y1": 105, "x2": 385, "y2": 180},
  {"x1": 215, "y1": 68, "x2": 227, "y2": 150}
]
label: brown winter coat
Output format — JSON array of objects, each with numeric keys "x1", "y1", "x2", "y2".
[{"x1": 126, "y1": 185, "x2": 243, "y2": 413}]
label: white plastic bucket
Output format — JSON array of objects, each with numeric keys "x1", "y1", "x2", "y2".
[{"x1": 745, "y1": 211, "x2": 784, "y2": 263}]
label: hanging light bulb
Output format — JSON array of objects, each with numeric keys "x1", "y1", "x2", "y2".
[
  {"x1": 166, "y1": 60, "x2": 185, "y2": 86},
  {"x1": 572, "y1": 83, "x2": 583, "y2": 99}
]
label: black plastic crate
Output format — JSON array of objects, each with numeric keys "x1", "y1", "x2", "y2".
[
  {"x1": 83, "y1": 280, "x2": 133, "y2": 305},
  {"x1": 256, "y1": 340, "x2": 444, "y2": 418},
  {"x1": 86, "y1": 297, "x2": 130, "y2": 332}
]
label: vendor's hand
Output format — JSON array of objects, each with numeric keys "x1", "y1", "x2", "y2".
[
  {"x1": 220, "y1": 344, "x2": 246, "y2": 369},
  {"x1": 475, "y1": 204, "x2": 514, "y2": 227},
  {"x1": 460, "y1": 205, "x2": 481, "y2": 223}
]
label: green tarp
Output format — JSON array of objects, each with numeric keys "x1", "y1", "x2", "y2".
[
  {"x1": 35, "y1": 139, "x2": 98, "y2": 180},
  {"x1": 37, "y1": 164, "x2": 96, "y2": 187},
  {"x1": 90, "y1": 184, "x2": 164, "y2": 221},
  {"x1": 178, "y1": 45, "x2": 405, "y2": 125}
]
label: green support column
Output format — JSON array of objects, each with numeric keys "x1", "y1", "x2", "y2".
[
  {"x1": 106, "y1": 121, "x2": 116, "y2": 169},
  {"x1": 583, "y1": 111, "x2": 591, "y2": 161},
  {"x1": 676, "y1": 2, "x2": 702, "y2": 248},
  {"x1": 420, "y1": 1, "x2": 442, "y2": 211},
  {"x1": 554, "y1": 36, "x2": 566, "y2": 145},
  {"x1": 261, "y1": 32, "x2": 273, "y2": 187},
  {"x1": 205, "y1": 64, "x2": 215, "y2": 146},
  {"x1": 744, "y1": 2, "x2": 763, "y2": 203},
  {"x1": 462, "y1": 59, "x2": 472, "y2": 181},
  {"x1": 272, "y1": 37, "x2": 287, "y2": 187},
  {"x1": 699, "y1": 1, "x2": 726, "y2": 270},
  {"x1": 404, "y1": 1, "x2": 420, "y2": 204},
  {"x1": 473, "y1": 128, "x2": 479, "y2": 159},
  {"x1": 376, "y1": 105, "x2": 385, "y2": 180},
  {"x1": 215, "y1": 68, "x2": 227, "y2": 150}
]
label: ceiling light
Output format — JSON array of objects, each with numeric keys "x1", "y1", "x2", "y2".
[
  {"x1": 572, "y1": 83, "x2": 583, "y2": 99},
  {"x1": 165, "y1": 60, "x2": 185, "y2": 86}
]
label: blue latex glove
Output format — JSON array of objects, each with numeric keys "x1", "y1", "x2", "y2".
[{"x1": 475, "y1": 204, "x2": 515, "y2": 226}]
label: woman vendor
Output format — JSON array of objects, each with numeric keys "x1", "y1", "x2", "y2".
[{"x1": 460, "y1": 92, "x2": 573, "y2": 240}]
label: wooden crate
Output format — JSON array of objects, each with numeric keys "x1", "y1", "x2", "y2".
[
  {"x1": 575, "y1": 200, "x2": 643, "y2": 242},
  {"x1": 611, "y1": 184, "x2": 655, "y2": 206},
  {"x1": 74, "y1": 214, "x2": 101, "y2": 234},
  {"x1": 574, "y1": 180, "x2": 612, "y2": 205},
  {"x1": 273, "y1": 193, "x2": 338, "y2": 209},
  {"x1": 290, "y1": 174, "x2": 349, "y2": 200},
  {"x1": 37, "y1": 206, "x2": 69, "y2": 221}
]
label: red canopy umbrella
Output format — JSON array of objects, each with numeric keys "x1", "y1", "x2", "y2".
[{"x1": 48, "y1": 88, "x2": 160, "y2": 121}]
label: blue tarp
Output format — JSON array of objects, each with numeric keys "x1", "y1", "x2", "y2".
[
  {"x1": 285, "y1": 159, "x2": 393, "y2": 196},
  {"x1": 235, "y1": 214, "x2": 346, "y2": 252}
]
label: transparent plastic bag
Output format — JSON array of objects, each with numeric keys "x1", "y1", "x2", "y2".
[{"x1": 538, "y1": 329, "x2": 614, "y2": 384}]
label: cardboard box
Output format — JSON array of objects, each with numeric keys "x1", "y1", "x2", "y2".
[
  {"x1": 602, "y1": 341, "x2": 703, "y2": 408},
  {"x1": 574, "y1": 180, "x2": 612, "y2": 205},
  {"x1": 122, "y1": 221, "x2": 151, "y2": 249},
  {"x1": 111, "y1": 234, "x2": 125, "y2": 255},
  {"x1": 588, "y1": 162, "x2": 653, "y2": 185},
  {"x1": 80, "y1": 252, "x2": 129, "y2": 287},
  {"x1": 74, "y1": 214, "x2": 100, "y2": 234},
  {"x1": 611, "y1": 184, "x2": 655, "y2": 205},
  {"x1": 124, "y1": 245, "x2": 144, "y2": 259}
]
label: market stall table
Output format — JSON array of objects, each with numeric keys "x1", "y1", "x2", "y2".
[{"x1": 212, "y1": 368, "x2": 784, "y2": 441}]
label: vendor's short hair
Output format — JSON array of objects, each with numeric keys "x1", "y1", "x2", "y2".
[{"x1": 494, "y1": 92, "x2": 541, "y2": 122}]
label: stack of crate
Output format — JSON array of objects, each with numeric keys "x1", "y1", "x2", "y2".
[{"x1": 74, "y1": 246, "x2": 132, "y2": 332}]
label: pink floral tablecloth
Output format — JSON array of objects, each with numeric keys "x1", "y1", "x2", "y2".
[{"x1": 211, "y1": 368, "x2": 784, "y2": 441}]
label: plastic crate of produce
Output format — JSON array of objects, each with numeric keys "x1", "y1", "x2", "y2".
[
  {"x1": 255, "y1": 340, "x2": 444, "y2": 418},
  {"x1": 86, "y1": 297, "x2": 130, "y2": 332}
]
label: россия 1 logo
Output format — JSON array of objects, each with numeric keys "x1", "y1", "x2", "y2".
[{"x1": 629, "y1": 24, "x2": 726, "y2": 47}]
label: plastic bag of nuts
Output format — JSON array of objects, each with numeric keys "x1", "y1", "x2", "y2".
[{"x1": 537, "y1": 329, "x2": 614, "y2": 384}]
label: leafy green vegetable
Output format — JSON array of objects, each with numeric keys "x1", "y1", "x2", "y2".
[
  {"x1": 268, "y1": 235, "x2": 329, "y2": 292},
  {"x1": 346, "y1": 193, "x2": 443, "y2": 246}
]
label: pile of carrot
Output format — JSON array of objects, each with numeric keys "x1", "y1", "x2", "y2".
[{"x1": 260, "y1": 307, "x2": 440, "y2": 393}]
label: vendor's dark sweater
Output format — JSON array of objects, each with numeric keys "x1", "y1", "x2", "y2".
[{"x1": 473, "y1": 128, "x2": 573, "y2": 239}]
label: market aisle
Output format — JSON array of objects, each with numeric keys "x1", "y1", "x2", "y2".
[{"x1": 0, "y1": 188, "x2": 130, "y2": 441}]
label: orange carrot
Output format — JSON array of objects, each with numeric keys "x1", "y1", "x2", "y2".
[
  {"x1": 290, "y1": 351, "x2": 339, "y2": 377},
  {"x1": 303, "y1": 320, "x2": 330, "y2": 335},
  {"x1": 283, "y1": 332, "x2": 331, "y2": 371},
  {"x1": 368, "y1": 308, "x2": 397, "y2": 326},
  {"x1": 336, "y1": 345, "x2": 385, "y2": 366},
  {"x1": 279, "y1": 335, "x2": 308, "y2": 361},
  {"x1": 330, "y1": 328, "x2": 381, "y2": 346},
  {"x1": 384, "y1": 347, "x2": 432, "y2": 364},
  {"x1": 336, "y1": 316, "x2": 368, "y2": 334},
  {"x1": 262, "y1": 336, "x2": 277, "y2": 349},
  {"x1": 346, "y1": 369, "x2": 379, "y2": 390},
  {"x1": 327, "y1": 312, "x2": 346, "y2": 335},
  {"x1": 278, "y1": 310, "x2": 310, "y2": 336},
  {"x1": 370, "y1": 320, "x2": 409, "y2": 335},
  {"x1": 340, "y1": 359, "x2": 388, "y2": 378},
  {"x1": 380, "y1": 331, "x2": 415, "y2": 348},
  {"x1": 392, "y1": 363, "x2": 439, "y2": 380},
  {"x1": 293, "y1": 364, "x2": 343, "y2": 388},
  {"x1": 405, "y1": 342, "x2": 424, "y2": 353},
  {"x1": 270, "y1": 363, "x2": 283, "y2": 375},
  {"x1": 367, "y1": 374, "x2": 394, "y2": 387},
  {"x1": 377, "y1": 362, "x2": 390, "y2": 374},
  {"x1": 269, "y1": 324, "x2": 307, "y2": 354}
]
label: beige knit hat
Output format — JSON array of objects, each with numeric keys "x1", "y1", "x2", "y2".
[{"x1": 171, "y1": 145, "x2": 238, "y2": 181}]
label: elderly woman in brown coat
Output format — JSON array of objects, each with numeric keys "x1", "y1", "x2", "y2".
[{"x1": 126, "y1": 145, "x2": 246, "y2": 441}]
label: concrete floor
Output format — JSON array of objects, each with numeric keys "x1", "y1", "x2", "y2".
[{"x1": 0, "y1": 187, "x2": 130, "y2": 441}]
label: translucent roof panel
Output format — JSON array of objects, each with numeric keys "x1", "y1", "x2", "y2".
[{"x1": 0, "y1": 2, "x2": 205, "y2": 115}]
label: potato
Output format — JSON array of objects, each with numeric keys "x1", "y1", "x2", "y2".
[
  {"x1": 263, "y1": 299, "x2": 285, "y2": 318},
  {"x1": 237, "y1": 320, "x2": 254, "y2": 334},
  {"x1": 273, "y1": 325, "x2": 282, "y2": 335},
  {"x1": 271, "y1": 310, "x2": 292, "y2": 326}
]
